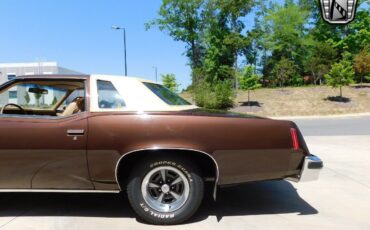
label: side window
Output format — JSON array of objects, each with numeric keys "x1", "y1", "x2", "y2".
[
  {"x1": 57, "y1": 89, "x2": 85, "y2": 111},
  {"x1": 143, "y1": 82, "x2": 191, "y2": 105},
  {"x1": 7, "y1": 74, "x2": 17, "y2": 81},
  {"x1": 97, "y1": 80, "x2": 125, "y2": 109},
  {"x1": 65, "y1": 89, "x2": 85, "y2": 105}
]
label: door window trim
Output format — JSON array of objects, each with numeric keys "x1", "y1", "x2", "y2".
[{"x1": 0, "y1": 111, "x2": 87, "y2": 120}]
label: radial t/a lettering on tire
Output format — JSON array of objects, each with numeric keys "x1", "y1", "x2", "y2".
[{"x1": 127, "y1": 156, "x2": 204, "y2": 225}]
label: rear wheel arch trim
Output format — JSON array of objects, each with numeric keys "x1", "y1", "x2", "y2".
[{"x1": 114, "y1": 148, "x2": 219, "y2": 200}]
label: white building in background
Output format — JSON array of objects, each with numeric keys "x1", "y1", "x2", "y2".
[
  {"x1": 0, "y1": 62, "x2": 83, "y2": 106},
  {"x1": 0, "y1": 62, "x2": 83, "y2": 83}
]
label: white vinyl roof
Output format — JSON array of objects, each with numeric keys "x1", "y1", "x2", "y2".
[{"x1": 89, "y1": 75, "x2": 197, "y2": 112}]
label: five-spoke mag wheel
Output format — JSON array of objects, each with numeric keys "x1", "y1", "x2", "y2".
[
  {"x1": 141, "y1": 166, "x2": 190, "y2": 213},
  {"x1": 127, "y1": 156, "x2": 204, "y2": 225}
]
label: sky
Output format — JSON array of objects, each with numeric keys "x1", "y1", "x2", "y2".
[
  {"x1": 1, "y1": 1, "x2": 367, "y2": 89},
  {"x1": 0, "y1": 0, "x2": 256, "y2": 90}
]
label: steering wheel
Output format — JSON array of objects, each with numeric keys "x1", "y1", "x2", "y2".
[{"x1": 0, "y1": 103, "x2": 26, "y2": 115}]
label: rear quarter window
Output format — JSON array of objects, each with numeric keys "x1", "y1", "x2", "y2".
[
  {"x1": 143, "y1": 82, "x2": 191, "y2": 106},
  {"x1": 97, "y1": 80, "x2": 126, "y2": 109}
]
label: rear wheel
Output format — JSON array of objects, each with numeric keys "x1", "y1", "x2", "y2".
[{"x1": 127, "y1": 156, "x2": 204, "y2": 225}]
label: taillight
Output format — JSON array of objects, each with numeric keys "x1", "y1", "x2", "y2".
[{"x1": 290, "y1": 128, "x2": 300, "y2": 150}]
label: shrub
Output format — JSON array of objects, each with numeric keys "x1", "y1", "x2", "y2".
[
  {"x1": 290, "y1": 74, "x2": 304, "y2": 86},
  {"x1": 194, "y1": 80, "x2": 235, "y2": 109},
  {"x1": 324, "y1": 60, "x2": 355, "y2": 98}
]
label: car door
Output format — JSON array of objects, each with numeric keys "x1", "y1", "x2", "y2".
[
  {"x1": 0, "y1": 78, "x2": 93, "y2": 190},
  {"x1": 0, "y1": 113, "x2": 93, "y2": 189}
]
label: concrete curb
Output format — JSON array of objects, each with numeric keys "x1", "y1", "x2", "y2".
[{"x1": 270, "y1": 112, "x2": 370, "y2": 120}]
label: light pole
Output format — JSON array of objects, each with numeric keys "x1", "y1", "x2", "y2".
[
  {"x1": 152, "y1": 66, "x2": 158, "y2": 82},
  {"x1": 111, "y1": 25, "x2": 127, "y2": 76}
]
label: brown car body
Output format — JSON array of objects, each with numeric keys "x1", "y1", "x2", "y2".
[{"x1": 0, "y1": 75, "x2": 310, "y2": 197}]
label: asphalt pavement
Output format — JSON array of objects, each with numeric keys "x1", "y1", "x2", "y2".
[
  {"x1": 291, "y1": 115, "x2": 370, "y2": 136},
  {"x1": 0, "y1": 116, "x2": 369, "y2": 229}
]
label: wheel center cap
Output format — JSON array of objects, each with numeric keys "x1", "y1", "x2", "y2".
[{"x1": 161, "y1": 184, "x2": 170, "y2": 193}]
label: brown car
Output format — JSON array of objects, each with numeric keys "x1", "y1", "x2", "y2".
[{"x1": 0, "y1": 74, "x2": 323, "y2": 225}]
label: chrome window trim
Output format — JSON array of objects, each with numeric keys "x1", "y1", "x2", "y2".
[
  {"x1": 0, "y1": 111, "x2": 87, "y2": 120},
  {"x1": 115, "y1": 147, "x2": 220, "y2": 200}
]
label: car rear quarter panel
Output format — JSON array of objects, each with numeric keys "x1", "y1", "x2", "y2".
[{"x1": 87, "y1": 113, "x2": 306, "y2": 189}]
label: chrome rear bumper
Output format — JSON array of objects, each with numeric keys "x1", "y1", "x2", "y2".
[{"x1": 288, "y1": 155, "x2": 323, "y2": 182}]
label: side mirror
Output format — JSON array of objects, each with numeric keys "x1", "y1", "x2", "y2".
[{"x1": 29, "y1": 88, "x2": 48, "y2": 95}]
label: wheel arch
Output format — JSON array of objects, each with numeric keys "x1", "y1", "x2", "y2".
[{"x1": 115, "y1": 148, "x2": 219, "y2": 199}]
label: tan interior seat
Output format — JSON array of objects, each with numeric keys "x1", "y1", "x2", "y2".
[{"x1": 61, "y1": 97, "x2": 85, "y2": 117}]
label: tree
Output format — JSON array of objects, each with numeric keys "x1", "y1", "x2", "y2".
[
  {"x1": 24, "y1": 92, "x2": 30, "y2": 105},
  {"x1": 238, "y1": 65, "x2": 261, "y2": 104},
  {"x1": 146, "y1": 0, "x2": 206, "y2": 70},
  {"x1": 324, "y1": 60, "x2": 355, "y2": 98},
  {"x1": 162, "y1": 73, "x2": 179, "y2": 92},
  {"x1": 329, "y1": 9, "x2": 370, "y2": 55},
  {"x1": 148, "y1": 0, "x2": 254, "y2": 87},
  {"x1": 304, "y1": 41, "x2": 338, "y2": 85},
  {"x1": 263, "y1": 1, "x2": 310, "y2": 74},
  {"x1": 52, "y1": 96, "x2": 58, "y2": 105},
  {"x1": 34, "y1": 93, "x2": 42, "y2": 106},
  {"x1": 354, "y1": 46, "x2": 370, "y2": 85},
  {"x1": 246, "y1": 0, "x2": 272, "y2": 86},
  {"x1": 271, "y1": 57, "x2": 298, "y2": 87},
  {"x1": 201, "y1": 0, "x2": 254, "y2": 84},
  {"x1": 307, "y1": 2, "x2": 343, "y2": 46},
  {"x1": 150, "y1": 0, "x2": 369, "y2": 91}
]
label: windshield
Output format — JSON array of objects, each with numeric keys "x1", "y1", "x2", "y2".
[
  {"x1": 143, "y1": 82, "x2": 191, "y2": 106},
  {"x1": 0, "y1": 82, "x2": 68, "y2": 110}
]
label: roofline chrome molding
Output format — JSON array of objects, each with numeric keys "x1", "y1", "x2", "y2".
[
  {"x1": 0, "y1": 189, "x2": 119, "y2": 193},
  {"x1": 115, "y1": 147, "x2": 220, "y2": 200}
]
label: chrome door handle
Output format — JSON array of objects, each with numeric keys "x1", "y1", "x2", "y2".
[{"x1": 67, "y1": 129, "x2": 85, "y2": 136}]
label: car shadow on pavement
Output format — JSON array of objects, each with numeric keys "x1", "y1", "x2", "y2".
[
  {"x1": 0, "y1": 180, "x2": 317, "y2": 224},
  {"x1": 0, "y1": 191, "x2": 134, "y2": 218},
  {"x1": 192, "y1": 180, "x2": 318, "y2": 223}
]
